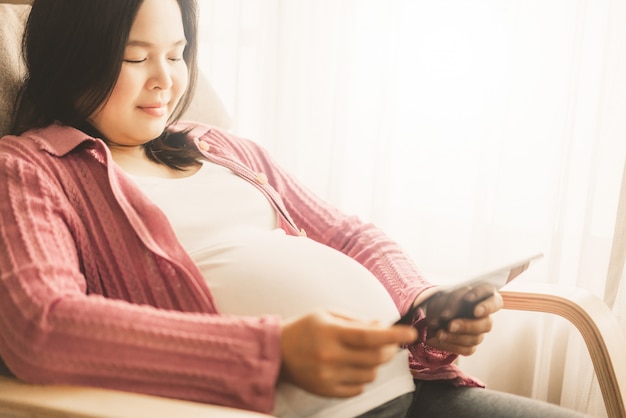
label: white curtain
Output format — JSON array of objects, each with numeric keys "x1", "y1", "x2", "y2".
[{"x1": 196, "y1": 1, "x2": 626, "y2": 416}]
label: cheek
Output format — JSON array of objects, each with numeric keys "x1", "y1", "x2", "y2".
[
  {"x1": 107, "y1": 73, "x2": 139, "y2": 107},
  {"x1": 173, "y1": 65, "x2": 189, "y2": 98},
  {"x1": 88, "y1": 75, "x2": 136, "y2": 129}
]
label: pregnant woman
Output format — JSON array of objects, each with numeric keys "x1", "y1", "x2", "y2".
[{"x1": 0, "y1": 1, "x2": 587, "y2": 417}]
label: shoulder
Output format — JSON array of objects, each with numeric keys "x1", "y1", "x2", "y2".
[
  {"x1": 0, "y1": 124, "x2": 109, "y2": 192},
  {"x1": 0, "y1": 123, "x2": 103, "y2": 159}
]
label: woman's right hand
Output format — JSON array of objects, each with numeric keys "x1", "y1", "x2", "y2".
[{"x1": 279, "y1": 310, "x2": 417, "y2": 398}]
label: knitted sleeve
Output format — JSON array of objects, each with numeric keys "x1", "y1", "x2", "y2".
[{"x1": 0, "y1": 140, "x2": 282, "y2": 414}]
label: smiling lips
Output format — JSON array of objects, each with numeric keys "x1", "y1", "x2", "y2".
[{"x1": 138, "y1": 103, "x2": 168, "y2": 117}]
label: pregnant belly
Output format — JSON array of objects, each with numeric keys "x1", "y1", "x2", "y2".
[{"x1": 190, "y1": 228, "x2": 401, "y2": 323}]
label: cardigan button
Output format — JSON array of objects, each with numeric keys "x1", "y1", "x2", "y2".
[
  {"x1": 198, "y1": 141, "x2": 211, "y2": 152},
  {"x1": 255, "y1": 172, "x2": 268, "y2": 185}
]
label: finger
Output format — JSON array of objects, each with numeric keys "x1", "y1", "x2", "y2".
[
  {"x1": 427, "y1": 331, "x2": 484, "y2": 356},
  {"x1": 424, "y1": 290, "x2": 463, "y2": 329},
  {"x1": 473, "y1": 291, "x2": 503, "y2": 317},
  {"x1": 434, "y1": 339, "x2": 481, "y2": 356},
  {"x1": 324, "y1": 310, "x2": 404, "y2": 344},
  {"x1": 307, "y1": 366, "x2": 377, "y2": 398},
  {"x1": 448, "y1": 316, "x2": 494, "y2": 335},
  {"x1": 327, "y1": 310, "x2": 417, "y2": 344},
  {"x1": 339, "y1": 344, "x2": 399, "y2": 368},
  {"x1": 439, "y1": 287, "x2": 470, "y2": 321},
  {"x1": 338, "y1": 324, "x2": 418, "y2": 349},
  {"x1": 439, "y1": 329, "x2": 485, "y2": 347},
  {"x1": 336, "y1": 366, "x2": 379, "y2": 385},
  {"x1": 463, "y1": 283, "x2": 496, "y2": 306}
]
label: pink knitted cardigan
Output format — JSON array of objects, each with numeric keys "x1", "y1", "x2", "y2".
[{"x1": 0, "y1": 122, "x2": 478, "y2": 414}]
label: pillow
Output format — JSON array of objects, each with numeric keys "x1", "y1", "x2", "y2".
[{"x1": 0, "y1": 3, "x2": 231, "y2": 138}]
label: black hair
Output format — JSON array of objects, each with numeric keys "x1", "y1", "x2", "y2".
[{"x1": 12, "y1": 0, "x2": 203, "y2": 170}]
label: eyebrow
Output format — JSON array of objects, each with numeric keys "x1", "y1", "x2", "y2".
[{"x1": 126, "y1": 39, "x2": 187, "y2": 48}]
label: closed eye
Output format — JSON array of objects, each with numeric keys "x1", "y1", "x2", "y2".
[{"x1": 124, "y1": 58, "x2": 147, "y2": 64}]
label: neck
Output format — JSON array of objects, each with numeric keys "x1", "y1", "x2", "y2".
[
  {"x1": 109, "y1": 143, "x2": 146, "y2": 160},
  {"x1": 109, "y1": 144, "x2": 200, "y2": 179}
]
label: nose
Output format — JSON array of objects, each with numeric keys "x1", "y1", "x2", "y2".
[{"x1": 147, "y1": 59, "x2": 173, "y2": 90}]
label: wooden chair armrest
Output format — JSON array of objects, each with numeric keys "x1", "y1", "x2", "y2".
[
  {"x1": 500, "y1": 283, "x2": 626, "y2": 418},
  {"x1": 0, "y1": 376, "x2": 274, "y2": 418}
]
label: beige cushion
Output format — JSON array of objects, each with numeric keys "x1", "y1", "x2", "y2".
[
  {"x1": 184, "y1": 72, "x2": 232, "y2": 130},
  {"x1": 0, "y1": 2, "x2": 231, "y2": 137},
  {"x1": 0, "y1": 3, "x2": 29, "y2": 137}
]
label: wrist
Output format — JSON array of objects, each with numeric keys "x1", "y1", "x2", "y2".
[{"x1": 413, "y1": 286, "x2": 441, "y2": 308}]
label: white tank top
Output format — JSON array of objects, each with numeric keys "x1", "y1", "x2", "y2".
[{"x1": 128, "y1": 161, "x2": 415, "y2": 418}]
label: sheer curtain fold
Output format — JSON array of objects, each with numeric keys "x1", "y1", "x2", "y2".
[
  {"x1": 605, "y1": 159, "x2": 626, "y2": 309},
  {"x1": 197, "y1": 1, "x2": 626, "y2": 416}
]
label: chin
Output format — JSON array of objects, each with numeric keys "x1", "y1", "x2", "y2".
[{"x1": 142, "y1": 121, "x2": 170, "y2": 140}]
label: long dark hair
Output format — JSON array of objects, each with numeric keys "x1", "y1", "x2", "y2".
[{"x1": 12, "y1": 0, "x2": 203, "y2": 170}]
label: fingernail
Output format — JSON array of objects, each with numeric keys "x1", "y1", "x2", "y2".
[
  {"x1": 474, "y1": 306, "x2": 485, "y2": 316},
  {"x1": 449, "y1": 322, "x2": 459, "y2": 332}
]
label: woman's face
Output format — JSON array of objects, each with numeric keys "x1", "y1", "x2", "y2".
[{"x1": 89, "y1": 0, "x2": 188, "y2": 148}]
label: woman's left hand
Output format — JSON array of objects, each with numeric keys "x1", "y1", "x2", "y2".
[{"x1": 424, "y1": 290, "x2": 503, "y2": 356}]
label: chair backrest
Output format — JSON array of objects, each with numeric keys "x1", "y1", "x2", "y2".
[
  {"x1": 0, "y1": 3, "x2": 28, "y2": 137},
  {"x1": 0, "y1": 0, "x2": 232, "y2": 138}
]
